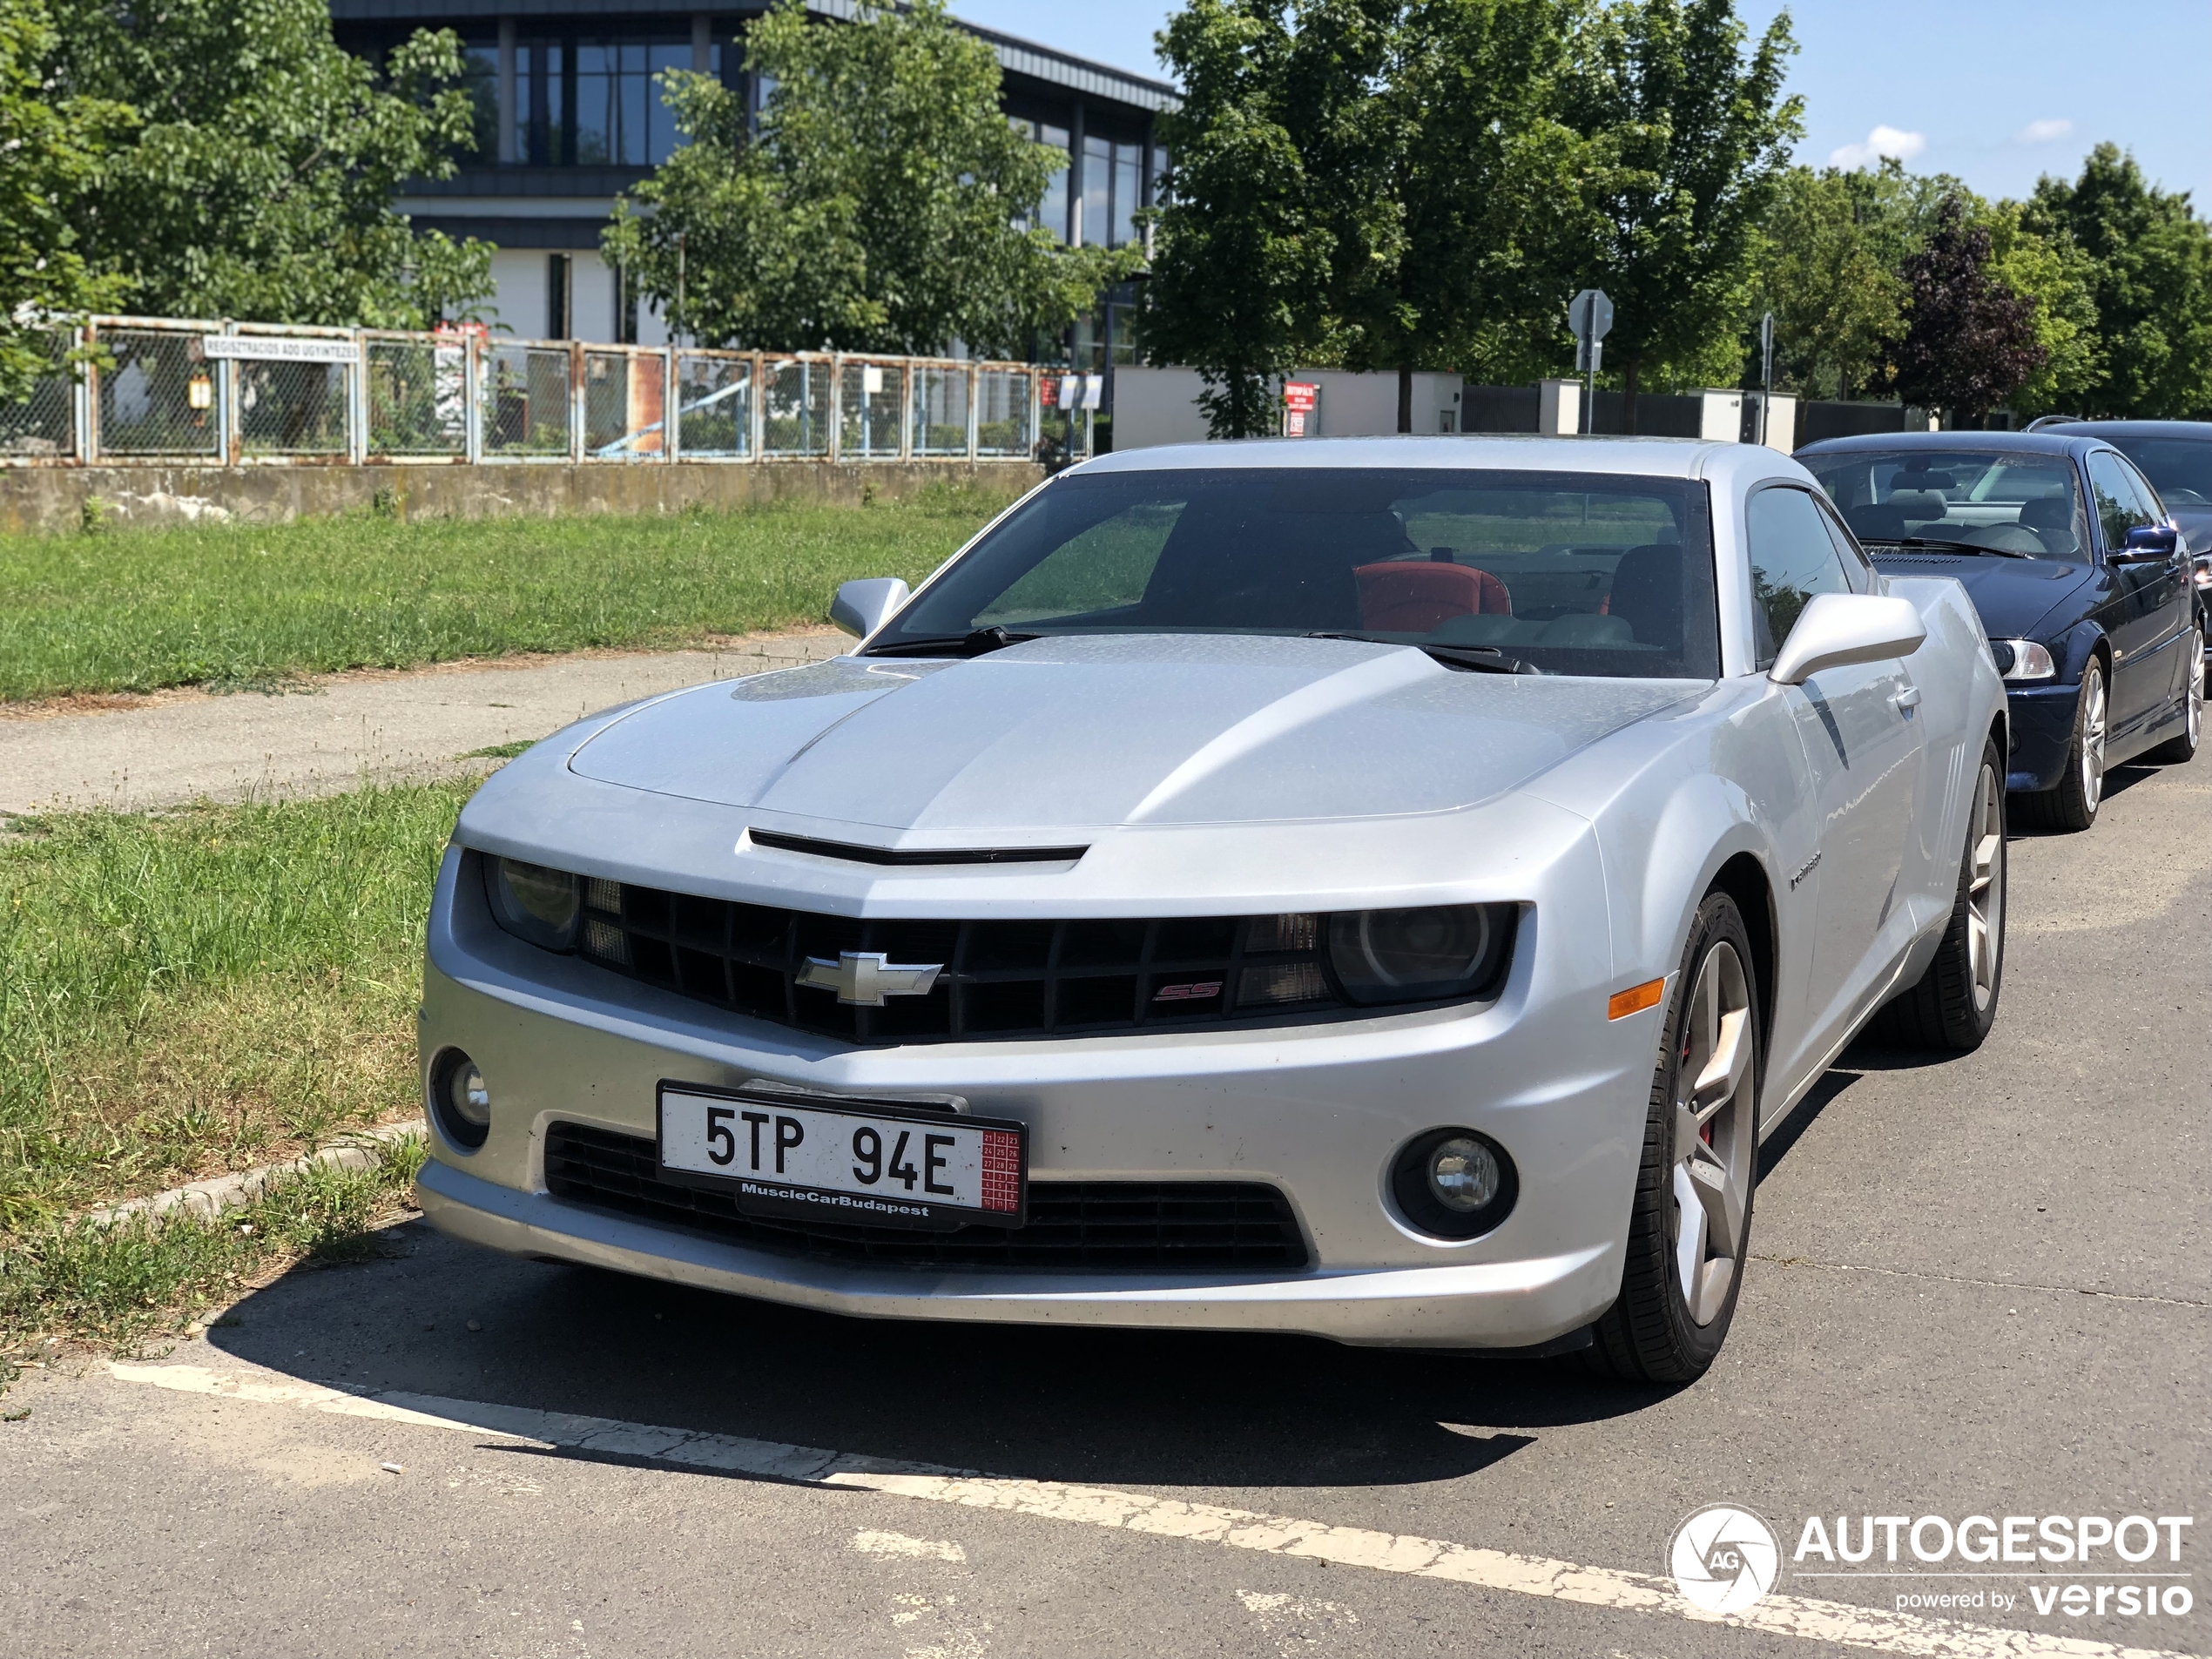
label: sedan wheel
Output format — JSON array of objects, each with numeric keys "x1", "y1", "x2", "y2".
[
  {"x1": 1669, "y1": 941, "x2": 1755, "y2": 1327},
  {"x1": 1591, "y1": 892, "x2": 1760, "y2": 1384},
  {"x1": 2017, "y1": 659, "x2": 2106, "y2": 832},
  {"x1": 2143, "y1": 628, "x2": 2203, "y2": 764},
  {"x1": 1873, "y1": 738, "x2": 2007, "y2": 1051}
]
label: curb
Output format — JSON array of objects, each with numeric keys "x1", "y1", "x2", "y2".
[{"x1": 82, "y1": 1120, "x2": 425, "y2": 1231}]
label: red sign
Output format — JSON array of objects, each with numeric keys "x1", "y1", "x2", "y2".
[{"x1": 1283, "y1": 381, "x2": 1318, "y2": 413}]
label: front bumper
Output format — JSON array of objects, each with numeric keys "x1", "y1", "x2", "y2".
[
  {"x1": 2005, "y1": 681, "x2": 2080, "y2": 793},
  {"x1": 416, "y1": 1157, "x2": 1617, "y2": 1348},
  {"x1": 416, "y1": 811, "x2": 1653, "y2": 1350}
]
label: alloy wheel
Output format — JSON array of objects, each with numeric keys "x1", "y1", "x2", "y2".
[
  {"x1": 1670, "y1": 941, "x2": 1755, "y2": 1327},
  {"x1": 2080, "y1": 665, "x2": 2107, "y2": 813},
  {"x1": 1966, "y1": 761, "x2": 2004, "y2": 1012}
]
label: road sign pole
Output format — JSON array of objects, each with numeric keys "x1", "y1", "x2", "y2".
[
  {"x1": 1759, "y1": 312, "x2": 1775, "y2": 448},
  {"x1": 1568, "y1": 288, "x2": 1613, "y2": 440}
]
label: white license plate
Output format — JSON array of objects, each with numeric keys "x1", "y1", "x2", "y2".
[{"x1": 656, "y1": 1083, "x2": 1027, "y2": 1231}]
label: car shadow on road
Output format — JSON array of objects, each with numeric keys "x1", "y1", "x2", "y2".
[{"x1": 202, "y1": 1219, "x2": 1679, "y2": 1497}]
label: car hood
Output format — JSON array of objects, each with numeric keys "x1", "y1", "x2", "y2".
[
  {"x1": 1871, "y1": 552, "x2": 2094, "y2": 639},
  {"x1": 566, "y1": 633, "x2": 1702, "y2": 838}
]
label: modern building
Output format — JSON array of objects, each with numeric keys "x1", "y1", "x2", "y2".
[{"x1": 331, "y1": 1, "x2": 1177, "y2": 355}]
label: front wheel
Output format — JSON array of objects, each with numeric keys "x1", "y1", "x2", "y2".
[
  {"x1": 2141, "y1": 628, "x2": 2203, "y2": 765},
  {"x1": 1871, "y1": 738, "x2": 2006, "y2": 1051},
  {"x1": 1590, "y1": 893, "x2": 1760, "y2": 1385},
  {"x1": 2015, "y1": 658, "x2": 2106, "y2": 832}
]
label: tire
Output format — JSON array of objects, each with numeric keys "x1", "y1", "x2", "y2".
[
  {"x1": 1589, "y1": 893, "x2": 1760, "y2": 1385},
  {"x1": 2141, "y1": 628, "x2": 2203, "y2": 765},
  {"x1": 1871, "y1": 738, "x2": 2006, "y2": 1052},
  {"x1": 2014, "y1": 657, "x2": 2106, "y2": 832}
]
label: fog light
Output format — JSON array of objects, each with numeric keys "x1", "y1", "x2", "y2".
[
  {"x1": 1391, "y1": 1127, "x2": 1516, "y2": 1240},
  {"x1": 429, "y1": 1049, "x2": 490, "y2": 1150},
  {"x1": 1426, "y1": 1136, "x2": 1500, "y2": 1211}
]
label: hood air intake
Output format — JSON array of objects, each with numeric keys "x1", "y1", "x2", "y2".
[{"x1": 748, "y1": 829, "x2": 1089, "y2": 867}]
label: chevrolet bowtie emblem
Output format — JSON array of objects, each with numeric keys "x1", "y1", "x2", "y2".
[{"x1": 797, "y1": 951, "x2": 945, "y2": 1007}]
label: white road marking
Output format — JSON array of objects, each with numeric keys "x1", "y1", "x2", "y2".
[
  {"x1": 110, "y1": 1363, "x2": 2198, "y2": 1659},
  {"x1": 855, "y1": 1529, "x2": 968, "y2": 1563}
]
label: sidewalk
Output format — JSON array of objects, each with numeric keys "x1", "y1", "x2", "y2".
[{"x1": 0, "y1": 631, "x2": 845, "y2": 817}]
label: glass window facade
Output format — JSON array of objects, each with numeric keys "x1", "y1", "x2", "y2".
[{"x1": 482, "y1": 33, "x2": 721, "y2": 167}]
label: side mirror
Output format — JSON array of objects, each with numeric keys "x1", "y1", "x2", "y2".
[
  {"x1": 2112, "y1": 523, "x2": 2179, "y2": 563},
  {"x1": 830, "y1": 577, "x2": 911, "y2": 639},
  {"x1": 1768, "y1": 592, "x2": 1926, "y2": 685}
]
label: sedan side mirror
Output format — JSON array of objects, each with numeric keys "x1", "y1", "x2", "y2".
[
  {"x1": 2111, "y1": 524, "x2": 2180, "y2": 563},
  {"x1": 1769, "y1": 592, "x2": 1927, "y2": 685},
  {"x1": 830, "y1": 577, "x2": 911, "y2": 639}
]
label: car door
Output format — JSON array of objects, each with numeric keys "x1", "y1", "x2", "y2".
[
  {"x1": 1748, "y1": 483, "x2": 1925, "y2": 1051},
  {"x1": 2086, "y1": 449, "x2": 2190, "y2": 732}
]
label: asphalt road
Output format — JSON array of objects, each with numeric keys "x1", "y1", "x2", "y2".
[{"x1": 4, "y1": 754, "x2": 2207, "y2": 1659}]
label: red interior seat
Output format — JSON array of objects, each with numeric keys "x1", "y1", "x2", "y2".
[{"x1": 1354, "y1": 561, "x2": 1511, "y2": 633}]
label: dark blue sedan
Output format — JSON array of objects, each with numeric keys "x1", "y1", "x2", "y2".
[{"x1": 1797, "y1": 431, "x2": 2202, "y2": 831}]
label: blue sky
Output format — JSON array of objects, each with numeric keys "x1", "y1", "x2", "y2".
[{"x1": 950, "y1": 1, "x2": 2212, "y2": 208}]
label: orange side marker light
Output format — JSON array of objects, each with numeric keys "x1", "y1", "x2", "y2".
[{"x1": 1606, "y1": 978, "x2": 1666, "y2": 1021}]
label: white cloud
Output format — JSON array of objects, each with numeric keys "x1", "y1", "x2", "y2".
[
  {"x1": 2013, "y1": 118, "x2": 2074, "y2": 145},
  {"x1": 1829, "y1": 125, "x2": 1928, "y2": 170}
]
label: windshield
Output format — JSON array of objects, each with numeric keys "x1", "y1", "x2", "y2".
[
  {"x1": 2099, "y1": 436, "x2": 2212, "y2": 508},
  {"x1": 1798, "y1": 448, "x2": 2087, "y2": 556},
  {"x1": 870, "y1": 468, "x2": 1721, "y2": 679}
]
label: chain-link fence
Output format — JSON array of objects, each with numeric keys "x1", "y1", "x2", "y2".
[
  {"x1": 7, "y1": 318, "x2": 1049, "y2": 467},
  {"x1": 676, "y1": 353, "x2": 751, "y2": 458},
  {"x1": 482, "y1": 344, "x2": 573, "y2": 459},
  {"x1": 97, "y1": 328, "x2": 220, "y2": 456},
  {"x1": 911, "y1": 365, "x2": 971, "y2": 457},
  {"x1": 368, "y1": 338, "x2": 468, "y2": 458},
  {"x1": 978, "y1": 368, "x2": 1036, "y2": 457},
  {"x1": 763, "y1": 358, "x2": 833, "y2": 458},
  {"x1": 238, "y1": 358, "x2": 349, "y2": 457},
  {"x1": 585, "y1": 350, "x2": 666, "y2": 460},
  {"x1": 0, "y1": 334, "x2": 76, "y2": 460}
]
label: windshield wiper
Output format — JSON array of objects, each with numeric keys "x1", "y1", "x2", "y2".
[
  {"x1": 866, "y1": 626, "x2": 1042, "y2": 658},
  {"x1": 1309, "y1": 631, "x2": 1540, "y2": 675},
  {"x1": 1863, "y1": 536, "x2": 2034, "y2": 560}
]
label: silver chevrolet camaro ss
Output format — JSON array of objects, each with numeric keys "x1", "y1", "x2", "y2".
[{"x1": 415, "y1": 436, "x2": 2007, "y2": 1382}]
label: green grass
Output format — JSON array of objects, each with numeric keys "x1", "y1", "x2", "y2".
[
  {"x1": 460, "y1": 740, "x2": 535, "y2": 761},
  {"x1": 0, "y1": 783, "x2": 469, "y2": 1235},
  {"x1": 0, "y1": 483, "x2": 1010, "y2": 702},
  {"x1": 0, "y1": 1136, "x2": 426, "y2": 1362}
]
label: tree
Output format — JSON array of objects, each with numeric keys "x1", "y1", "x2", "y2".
[
  {"x1": 1881, "y1": 195, "x2": 2045, "y2": 423},
  {"x1": 1144, "y1": 0, "x2": 1329, "y2": 438},
  {"x1": 45, "y1": 0, "x2": 490, "y2": 327},
  {"x1": 606, "y1": 0, "x2": 1134, "y2": 357},
  {"x1": 1330, "y1": 0, "x2": 1588, "y2": 424},
  {"x1": 1978, "y1": 201, "x2": 2101, "y2": 417},
  {"x1": 0, "y1": 0, "x2": 127, "y2": 399},
  {"x1": 1751, "y1": 166, "x2": 1905, "y2": 401},
  {"x1": 1562, "y1": 0, "x2": 1801, "y2": 428},
  {"x1": 2027, "y1": 144, "x2": 2212, "y2": 419}
]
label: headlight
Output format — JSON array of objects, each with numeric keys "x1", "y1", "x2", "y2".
[
  {"x1": 1990, "y1": 639, "x2": 2057, "y2": 682},
  {"x1": 1327, "y1": 905, "x2": 1514, "y2": 1005},
  {"x1": 485, "y1": 856, "x2": 580, "y2": 950}
]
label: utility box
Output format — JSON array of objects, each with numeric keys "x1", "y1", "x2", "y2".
[
  {"x1": 1698, "y1": 389, "x2": 1744, "y2": 442},
  {"x1": 1538, "y1": 379, "x2": 1582, "y2": 435}
]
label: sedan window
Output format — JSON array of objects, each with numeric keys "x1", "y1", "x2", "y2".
[
  {"x1": 2102, "y1": 436, "x2": 2212, "y2": 506},
  {"x1": 1745, "y1": 486, "x2": 1850, "y2": 669},
  {"x1": 1799, "y1": 448, "x2": 2087, "y2": 557},
  {"x1": 2087, "y1": 451, "x2": 2161, "y2": 550},
  {"x1": 874, "y1": 468, "x2": 1723, "y2": 679}
]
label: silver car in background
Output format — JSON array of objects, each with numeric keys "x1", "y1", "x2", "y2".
[{"x1": 415, "y1": 437, "x2": 2006, "y2": 1383}]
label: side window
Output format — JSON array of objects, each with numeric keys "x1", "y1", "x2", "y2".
[
  {"x1": 1811, "y1": 495, "x2": 1874, "y2": 593},
  {"x1": 1745, "y1": 485, "x2": 1851, "y2": 668},
  {"x1": 2114, "y1": 454, "x2": 2168, "y2": 522},
  {"x1": 2087, "y1": 452, "x2": 2158, "y2": 551}
]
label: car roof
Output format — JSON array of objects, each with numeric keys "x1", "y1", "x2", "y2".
[
  {"x1": 2039, "y1": 419, "x2": 2212, "y2": 440},
  {"x1": 1076, "y1": 434, "x2": 1778, "y2": 482},
  {"x1": 1795, "y1": 429, "x2": 2106, "y2": 461}
]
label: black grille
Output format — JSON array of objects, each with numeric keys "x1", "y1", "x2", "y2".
[
  {"x1": 550, "y1": 864, "x2": 1349, "y2": 1044},
  {"x1": 543, "y1": 1122, "x2": 1311, "y2": 1273}
]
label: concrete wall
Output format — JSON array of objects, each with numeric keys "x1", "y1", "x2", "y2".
[
  {"x1": 1111, "y1": 365, "x2": 1468, "y2": 449},
  {"x1": 0, "y1": 459, "x2": 1044, "y2": 536}
]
